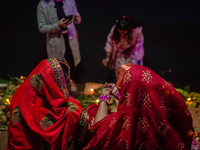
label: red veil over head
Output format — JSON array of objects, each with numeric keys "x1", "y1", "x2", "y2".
[
  {"x1": 82, "y1": 64, "x2": 194, "y2": 150},
  {"x1": 6, "y1": 58, "x2": 82, "y2": 150}
]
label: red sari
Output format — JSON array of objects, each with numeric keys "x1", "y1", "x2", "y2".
[
  {"x1": 6, "y1": 58, "x2": 82, "y2": 150},
  {"x1": 80, "y1": 64, "x2": 194, "y2": 150}
]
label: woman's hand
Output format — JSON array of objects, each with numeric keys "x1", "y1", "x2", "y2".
[
  {"x1": 104, "y1": 83, "x2": 120, "y2": 100},
  {"x1": 104, "y1": 82, "x2": 115, "y2": 88},
  {"x1": 102, "y1": 57, "x2": 110, "y2": 67},
  {"x1": 58, "y1": 18, "x2": 71, "y2": 29},
  {"x1": 101, "y1": 87, "x2": 112, "y2": 96}
]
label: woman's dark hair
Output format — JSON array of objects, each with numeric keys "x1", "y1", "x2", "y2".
[{"x1": 111, "y1": 16, "x2": 141, "y2": 44}]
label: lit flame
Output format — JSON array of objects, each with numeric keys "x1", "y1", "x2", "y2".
[
  {"x1": 96, "y1": 99, "x2": 99, "y2": 103},
  {"x1": 5, "y1": 98, "x2": 10, "y2": 105},
  {"x1": 90, "y1": 88, "x2": 94, "y2": 92},
  {"x1": 20, "y1": 76, "x2": 26, "y2": 82},
  {"x1": 186, "y1": 97, "x2": 193, "y2": 105}
]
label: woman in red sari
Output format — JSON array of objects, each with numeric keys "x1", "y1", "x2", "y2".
[
  {"x1": 78, "y1": 64, "x2": 194, "y2": 150},
  {"x1": 6, "y1": 58, "x2": 82, "y2": 150}
]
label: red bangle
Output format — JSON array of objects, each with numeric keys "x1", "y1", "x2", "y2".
[{"x1": 99, "y1": 94, "x2": 110, "y2": 104}]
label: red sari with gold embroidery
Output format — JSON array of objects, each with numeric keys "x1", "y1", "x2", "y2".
[
  {"x1": 6, "y1": 58, "x2": 82, "y2": 150},
  {"x1": 80, "y1": 64, "x2": 194, "y2": 150}
]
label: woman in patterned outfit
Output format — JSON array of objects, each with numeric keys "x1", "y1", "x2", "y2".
[
  {"x1": 6, "y1": 58, "x2": 82, "y2": 150},
  {"x1": 102, "y1": 16, "x2": 144, "y2": 78},
  {"x1": 78, "y1": 64, "x2": 194, "y2": 150}
]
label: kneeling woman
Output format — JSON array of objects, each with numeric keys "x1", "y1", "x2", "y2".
[
  {"x1": 78, "y1": 64, "x2": 194, "y2": 150},
  {"x1": 6, "y1": 58, "x2": 82, "y2": 150}
]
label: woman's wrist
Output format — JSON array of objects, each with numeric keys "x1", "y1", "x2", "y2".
[
  {"x1": 115, "y1": 93, "x2": 120, "y2": 99},
  {"x1": 106, "y1": 53, "x2": 111, "y2": 58},
  {"x1": 99, "y1": 94, "x2": 110, "y2": 104},
  {"x1": 111, "y1": 86, "x2": 120, "y2": 100}
]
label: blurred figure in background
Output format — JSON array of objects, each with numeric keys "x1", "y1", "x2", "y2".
[
  {"x1": 102, "y1": 16, "x2": 144, "y2": 78},
  {"x1": 37, "y1": 0, "x2": 81, "y2": 90}
]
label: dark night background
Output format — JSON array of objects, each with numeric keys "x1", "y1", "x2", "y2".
[{"x1": 1, "y1": 0, "x2": 200, "y2": 92}]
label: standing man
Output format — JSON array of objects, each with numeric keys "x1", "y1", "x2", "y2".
[{"x1": 37, "y1": 0, "x2": 81, "y2": 85}]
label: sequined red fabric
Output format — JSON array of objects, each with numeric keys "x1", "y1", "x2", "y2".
[
  {"x1": 83, "y1": 64, "x2": 194, "y2": 150},
  {"x1": 6, "y1": 58, "x2": 82, "y2": 150}
]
